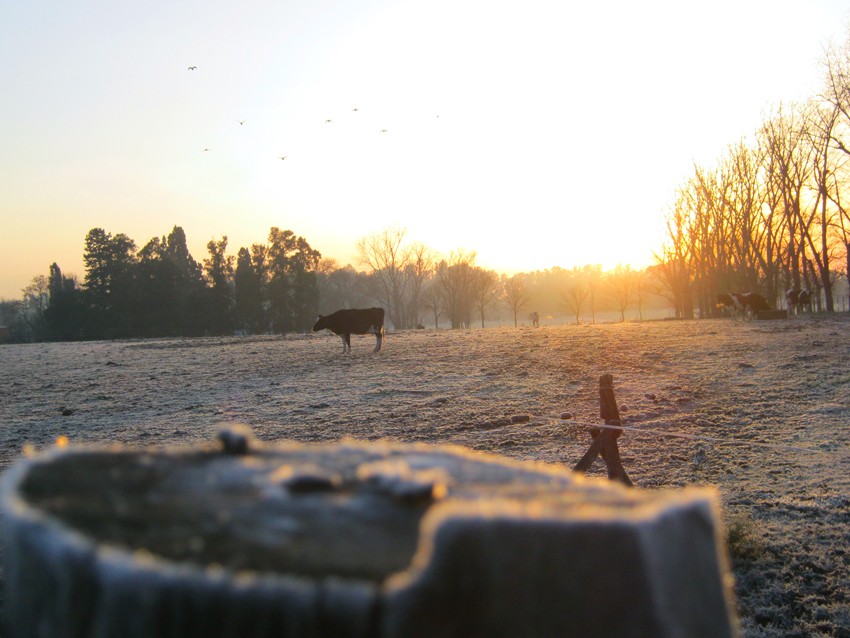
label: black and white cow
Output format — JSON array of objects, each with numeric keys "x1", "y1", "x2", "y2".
[
  {"x1": 716, "y1": 292, "x2": 770, "y2": 319},
  {"x1": 312, "y1": 308, "x2": 385, "y2": 353},
  {"x1": 785, "y1": 288, "x2": 812, "y2": 315}
]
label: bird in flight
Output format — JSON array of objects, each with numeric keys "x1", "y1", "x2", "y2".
[
  {"x1": 352, "y1": 108, "x2": 359, "y2": 112},
  {"x1": 279, "y1": 156, "x2": 287, "y2": 160},
  {"x1": 237, "y1": 120, "x2": 245, "y2": 125},
  {"x1": 203, "y1": 148, "x2": 210, "y2": 152},
  {"x1": 380, "y1": 129, "x2": 388, "y2": 133},
  {"x1": 325, "y1": 119, "x2": 333, "y2": 123},
  {"x1": 188, "y1": 66, "x2": 197, "y2": 70}
]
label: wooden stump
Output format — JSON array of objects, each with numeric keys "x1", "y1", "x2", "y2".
[
  {"x1": 573, "y1": 374, "x2": 633, "y2": 486},
  {"x1": 1, "y1": 435, "x2": 737, "y2": 637}
]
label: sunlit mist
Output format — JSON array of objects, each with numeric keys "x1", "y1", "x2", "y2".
[{"x1": 1, "y1": 0, "x2": 847, "y2": 297}]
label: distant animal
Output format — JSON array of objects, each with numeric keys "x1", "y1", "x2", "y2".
[
  {"x1": 313, "y1": 308, "x2": 385, "y2": 353},
  {"x1": 529, "y1": 311, "x2": 540, "y2": 327},
  {"x1": 717, "y1": 292, "x2": 770, "y2": 319},
  {"x1": 785, "y1": 288, "x2": 812, "y2": 314},
  {"x1": 716, "y1": 293, "x2": 737, "y2": 313}
]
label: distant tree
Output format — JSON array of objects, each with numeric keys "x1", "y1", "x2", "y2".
[
  {"x1": 44, "y1": 263, "x2": 82, "y2": 340},
  {"x1": 403, "y1": 242, "x2": 435, "y2": 328},
  {"x1": 584, "y1": 265, "x2": 603, "y2": 324},
  {"x1": 203, "y1": 236, "x2": 235, "y2": 334},
  {"x1": 654, "y1": 199, "x2": 695, "y2": 319},
  {"x1": 164, "y1": 226, "x2": 207, "y2": 335},
  {"x1": 501, "y1": 273, "x2": 530, "y2": 327},
  {"x1": 357, "y1": 226, "x2": 411, "y2": 328},
  {"x1": 421, "y1": 281, "x2": 444, "y2": 329},
  {"x1": 607, "y1": 265, "x2": 638, "y2": 322},
  {"x1": 135, "y1": 236, "x2": 170, "y2": 336},
  {"x1": 131, "y1": 226, "x2": 206, "y2": 336},
  {"x1": 560, "y1": 267, "x2": 590, "y2": 324},
  {"x1": 290, "y1": 267, "x2": 320, "y2": 331},
  {"x1": 21, "y1": 275, "x2": 50, "y2": 340},
  {"x1": 82, "y1": 228, "x2": 137, "y2": 336},
  {"x1": 0, "y1": 300, "x2": 25, "y2": 342},
  {"x1": 316, "y1": 260, "x2": 371, "y2": 314},
  {"x1": 266, "y1": 227, "x2": 321, "y2": 332},
  {"x1": 436, "y1": 250, "x2": 477, "y2": 329},
  {"x1": 471, "y1": 268, "x2": 499, "y2": 328},
  {"x1": 234, "y1": 247, "x2": 264, "y2": 333}
]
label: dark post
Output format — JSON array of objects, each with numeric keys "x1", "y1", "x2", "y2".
[{"x1": 573, "y1": 374, "x2": 633, "y2": 487}]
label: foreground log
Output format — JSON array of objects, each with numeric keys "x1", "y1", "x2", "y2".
[{"x1": 1, "y1": 435, "x2": 738, "y2": 637}]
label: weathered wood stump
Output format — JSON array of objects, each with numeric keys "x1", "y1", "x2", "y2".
[
  {"x1": 1, "y1": 432, "x2": 738, "y2": 637},
  {"x1": 574, "y1": 374, "x2": 633, "y2": 486}
]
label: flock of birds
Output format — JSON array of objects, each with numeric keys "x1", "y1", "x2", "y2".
[{"x1": 187, "y1": 64, "x2": 436, "y2": 160}]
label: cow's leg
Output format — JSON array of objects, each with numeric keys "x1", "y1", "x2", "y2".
[
  {"x1": 370, "y1": 325, "x2": 383, "y2": 352},
  {"x1": 340, "y1": 334, "x2": 349, "y2": 353}
]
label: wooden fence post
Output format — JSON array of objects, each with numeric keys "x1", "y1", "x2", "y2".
[{"x1": 573, "y1": 374, "x2": 633, "y2": 487}]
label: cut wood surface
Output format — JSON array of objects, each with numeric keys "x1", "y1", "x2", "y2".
[{"x1": 2, "y1": 439, "x2": 736, "y2": 637}]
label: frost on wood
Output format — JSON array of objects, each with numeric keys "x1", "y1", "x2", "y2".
[{"x1": 1, "y1": 439, "x2": 738, "y2": 637}]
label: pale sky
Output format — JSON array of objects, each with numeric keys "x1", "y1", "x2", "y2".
[{"x1": 1, "y1": 0, "x2": 848, "y2": 299}]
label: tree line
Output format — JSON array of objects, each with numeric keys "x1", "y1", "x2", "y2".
[
  {"x1": 3, "y1": 225, "x2": 321, "y2": 342},
  {"x1": 1, "y1": 224, "x2": 672, "y2": 343},
  {"x1": 654, "y1": 30, "x2": 850, "y2": 319}
]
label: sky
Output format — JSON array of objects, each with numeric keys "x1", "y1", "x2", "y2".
[{"x1": 1, "y1": 0, "x2": 849, "y2": 300}]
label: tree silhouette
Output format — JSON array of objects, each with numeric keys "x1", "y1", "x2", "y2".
[
  {"x1": 44, "y1": 263, "x2": 82, "y2": 340},
  {"x1": 501, "y1": 273, "x2": 529, "y2": 327},
  {"x1": 203, "y1": 236, "x2": 235, "y2": 334},
  {"x1": 436, "y1": 250, "x2": 477, "y2": 329},
  {"x1": 82, "y1": 228, "x2": 137, "y2": 337},
  {"x1": 234, "y1": 247, "x2": 264, "y2": 333},
  {"x1": 266, "y1": 227, "x2": 321, "y2": 332}
]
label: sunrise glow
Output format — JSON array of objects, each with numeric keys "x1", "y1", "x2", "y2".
[{"x1": 1, "y1": 0, "x2": 847, "y2": 298}]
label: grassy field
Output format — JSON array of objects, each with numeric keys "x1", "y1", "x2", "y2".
[{"x1": 1, "y1": 315, "x2": 849, "y2": 636}]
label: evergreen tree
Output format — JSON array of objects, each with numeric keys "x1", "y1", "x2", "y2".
[
  {"x1": 82, "y1": 228, "x2": 136, "y2": 337},
  {"x1": 234, "y1": 247, "x2": 264, "y2": 333},
  {"x1": 265, "y1": 227, "x2": 321, "y2": 332},
  {"x1": 44, "y1": 263, "x2": 82, "y2": 340},
  {"x1": 164, "y1": 226, "x2": 206, "y2": 335},
  {"x1": 203, "y1": 236, "x2": 235, "y2": 334}
]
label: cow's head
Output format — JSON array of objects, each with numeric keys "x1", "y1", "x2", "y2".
[{"x1": 312, "y1": 315, "x2": 327, "y2": 332}]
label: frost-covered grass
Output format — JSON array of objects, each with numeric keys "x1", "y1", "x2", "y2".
[{"x1": 1, "y1": 315, "x2": 849, "y2": 636}]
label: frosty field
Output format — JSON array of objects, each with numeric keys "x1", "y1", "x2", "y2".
[{"x1": 1, "y1": 316, "x2": 849, "y2": 636}]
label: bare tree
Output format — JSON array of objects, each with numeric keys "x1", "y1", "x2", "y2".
[
  {"x1": 470, "y1": 268, "x2": 500, "y2": 328},
  {"x1": 502, "y1": 273, "x2": 530, "y2": 327},
  {"x1": 21, "y1": 275, "x2": 49, "y2": 340},
  {"x1": 655, "y1": 194, "x2": 696, "y2": 318},
  {"x1": 421, "y1": 281, "x2": 443, "y2": 329},
  {"x1": 606, "y1": 266, "x2": 637, "y2": 322},
  {"x1": 559, "y1": 267, "x2": 590, "y2": 324},
  {"x1": 357, "y1": 226, "x2": 411, "y2": 328},
  {"x1": 403, "y1": 242, "x2": 435, "y2": 328},
  {"x1": 435, "y1": 250, "x2": 477, "y2": 329},
  {"x1": 799, "y1": 99, "x2": 844, "y2": 312},
  {"x1": 584, "y1": 265, "x2": 603, "y2": 324}
]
